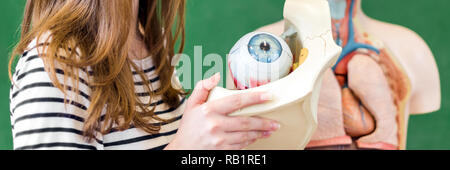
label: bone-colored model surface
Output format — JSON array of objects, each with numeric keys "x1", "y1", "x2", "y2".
[
  {"x1": 257, "y1": 0, "x2": 441, "y2": 150},
  {"x1": 208, "y1": 0, "x2": 342, "y2": 150}
]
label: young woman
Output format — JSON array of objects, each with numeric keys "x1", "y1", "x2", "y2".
[{"x1": 9, "y1": 0, "x2": 279, "y2": 150}]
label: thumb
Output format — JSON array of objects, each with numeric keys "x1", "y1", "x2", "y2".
[{"x1": 186, "y1": 73, "x2": 221, "y2": 109}]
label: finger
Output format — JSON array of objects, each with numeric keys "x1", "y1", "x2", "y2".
[
  {"x1": 226, "y1": 138, "x2": 259, "y2": 150},
  {"x1": 186, "y1": 73, "x2": 220, "y2": 108},
  {"x1": 226, "y1": 131, "x2": 271, "y2": 145},
  {"x1": 207, "y1": 91, "x2": 273, "y2": 115},
  {"x1": 223, "y1": 116, "x2": 280, "y2": 132}
]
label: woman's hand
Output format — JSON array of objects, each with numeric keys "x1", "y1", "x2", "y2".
[{"x1": 165, "y1": 73, "x2": 280, "y2": 150}]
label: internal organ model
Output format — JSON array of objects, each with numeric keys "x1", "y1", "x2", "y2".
[
  {"x1": 316, "y1": 0, "x2": 411, "y2": 149},
  {"x1": 257, "y1": 0, "x2": 440, "y2": 150},
  {"x1": 228, "y1": 32, "x2": 293, "y2": 90}
]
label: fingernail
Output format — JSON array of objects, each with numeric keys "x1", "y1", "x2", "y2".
[
  {"x1": 262, "y1": 131, "x2": 272, "y2": 137},
  {"x1": 260, "y1": 92, "x2": 273, "y2": 101},
  {"x1": 272, "y1": 123, "x2": 281, "y2": 131},
  {"x1": 212, "y1": 73, "x2": 220, "y2": 83},
  {"x1": 204, "y1": 73, "x2": 220, "y2": 90}
]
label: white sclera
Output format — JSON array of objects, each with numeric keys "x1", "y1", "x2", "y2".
[{"x1": 228, "y1": 32, "x2": 293, "y2": 89}]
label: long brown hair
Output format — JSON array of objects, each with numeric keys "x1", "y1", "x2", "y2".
[{"x1": 9, "y1": 0, "x2": 186, "y2": 140}]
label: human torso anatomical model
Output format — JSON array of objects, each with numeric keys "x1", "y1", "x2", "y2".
[{"x1": 257, "y1": 0, "x2": 441, "y2": 150}]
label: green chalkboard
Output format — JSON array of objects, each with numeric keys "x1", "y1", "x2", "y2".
[
  {"x1": 0, "y1": 0, "x2": 26, "y2": 150},
  {"x1": 0, "y1": 0, "x2": 449, "y2": 150}
]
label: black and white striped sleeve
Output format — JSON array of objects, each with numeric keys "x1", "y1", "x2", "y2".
[{"x1": 9, "y1": 49, "x2": 103, "y2": 150}]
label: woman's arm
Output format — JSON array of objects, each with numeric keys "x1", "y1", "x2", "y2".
[{"x1": 10, "y1": 48, "x2": 103, "y2": 150}]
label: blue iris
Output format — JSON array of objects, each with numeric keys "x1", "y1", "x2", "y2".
[{"x1": 248, "y1": 33, "x2": 283, "y2": 63}]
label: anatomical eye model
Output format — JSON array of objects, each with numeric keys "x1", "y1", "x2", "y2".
[
  {"x1": 208, "y1": 0, "x2": 342, "y2": 150},
  {"x1": 228, "y1": 32, "x2": 293, "y2": 90},
  {"x1": 248, "y1": 33, "x2": 283, "y2": 63}
]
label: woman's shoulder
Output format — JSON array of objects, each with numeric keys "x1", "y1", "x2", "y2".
[
  {"x1": 9, "y1": 40, "x2": 100, "y2": 150},
  {"x1": 13, "y1": 34, "x2": 90, "y2": 83},
  {"x1": 10, "y1": 36, "x2": 93, "y2": 123},
  {"x1": 11, "y1": 36, "x2": 92, "y2": 107},
  {"x1": 12, "y1": 39, "x2": 50, "y2": 86}
]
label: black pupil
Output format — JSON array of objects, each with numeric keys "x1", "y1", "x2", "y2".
[{"x1": 260, "y1": 41, "x2": 271, "y2": 51}]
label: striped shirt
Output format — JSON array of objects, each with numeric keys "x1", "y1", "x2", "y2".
[{"x1": 9, "y1": 39, "x2": 186, "y2": 150}]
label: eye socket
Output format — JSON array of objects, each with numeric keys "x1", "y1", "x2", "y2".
[{"x1": 248, "y1": 33, "x2": 283, "y2": 63}]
